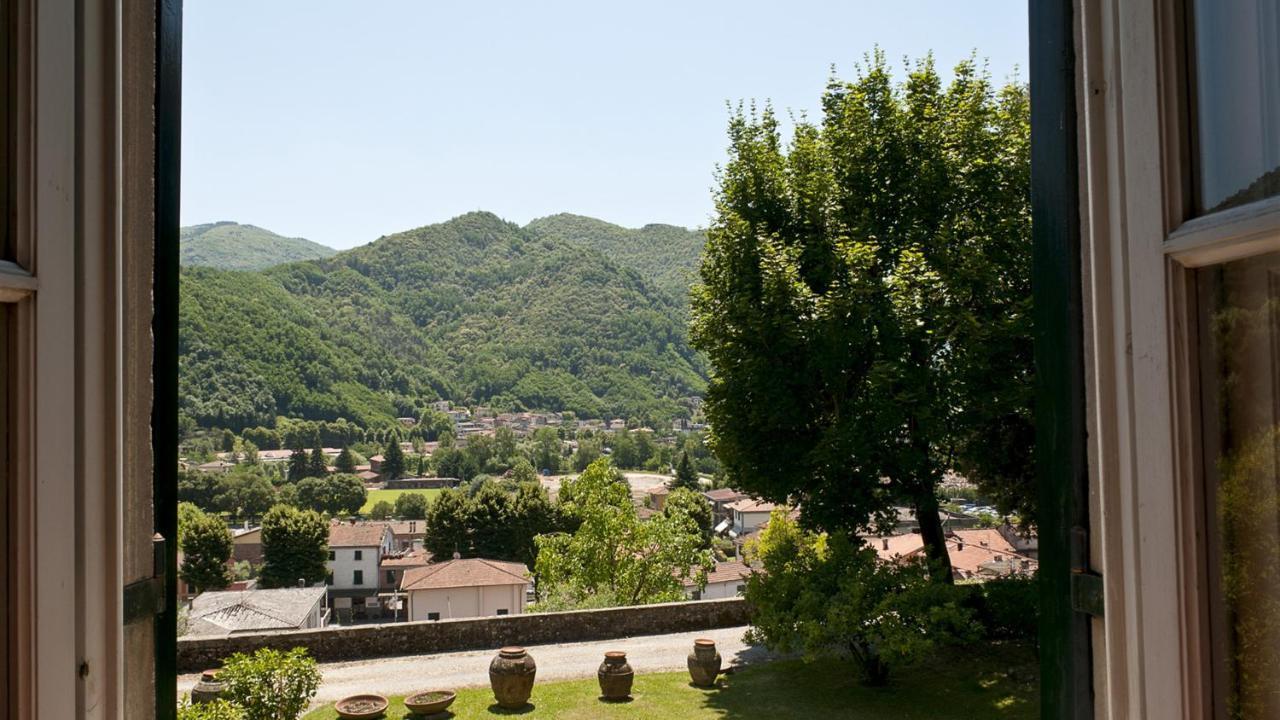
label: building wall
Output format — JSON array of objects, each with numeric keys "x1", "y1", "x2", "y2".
[
  {"x1": 178, "y1": 597, "x2": 750, "y2": 671},
  {"x1": 733, "y1": 510, "x2": 771, "y2": 534},
  {"x1": 328, "y1": 546, "x2": 381, "y2": 592},
  {"x1": 407, "y1": 583, "x2": 525, "y2": 621}
]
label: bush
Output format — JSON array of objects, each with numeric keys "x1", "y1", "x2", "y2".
[
  {"x1": 177, "y1": 698, "x2": 244, "y2": 720},
  {"x1": 218, "y1": 647, "x2": 320, "y2": 720},
  {"x1": 970, "y1": 575, "x2": 1039, "y2": 642}
]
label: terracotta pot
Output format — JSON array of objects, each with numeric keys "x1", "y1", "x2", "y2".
[
  {"x1": 489, "y1": 646, "x2": 537, "y2": 709},
  {"x1": 597, "y1": 651, "x2": 634, "y2": 700},
  {"x1": 687, "y1": 638, "x2": 722, "y2": 687},
  {"x1": 404, "y1": 689, "x2": 456, "y2": 716},
  {"x1": 189, "y1": 670, "x2": 225, "y2": 705},
  {"x1": 334, "y1": 694, "x2": 388, "y2": 719}
]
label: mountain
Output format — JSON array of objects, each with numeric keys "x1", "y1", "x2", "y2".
[
  {"x1": 179, "y1": 212, "x2": 707, "y2": 432},
  {"x1": 180, "y1": 221, "x2": 336, "y2": 270},
  {"x1": 526, "y1": 214, "x2": 706, "y2": 303}
]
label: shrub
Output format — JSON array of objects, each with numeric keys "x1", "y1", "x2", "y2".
[
  {"x1": 970, "y1": 574, "x2": 1039, "y2": 642},
  {"x1": 177, "y1": 698, "x2": 244, "y2": 720},
  {"x1": 218, "y1": 647, "x2": 320, "y2": 720}
]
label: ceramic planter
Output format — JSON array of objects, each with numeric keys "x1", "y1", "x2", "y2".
[
  {"x1": 489, "y1": 646, "x2": 537, "y2": 709},
  {"x1": 597, "y1": 651, "x2": 634, "y2": 700},
  {"x1": 687, "y1": 638, "x2": 722, "y2": 687},
  {"x1": 404, "y1": 689, "x2": 456, "y2": 716},
  {"x1": 334, "y1": 694, "x2": 389, "y2": 719},
  {"x1": 189, "y1": 670, "x2": 225, "y2": 705}
]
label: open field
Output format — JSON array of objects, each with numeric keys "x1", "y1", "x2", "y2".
[
  {"x1": 360, "y1": 488, "x2": 442, "y2": 514},
  {"x1": 302, "y1": 644, "x2": 1038, "y2": 719}
]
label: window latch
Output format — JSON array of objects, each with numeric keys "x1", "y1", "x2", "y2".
[{"x1": 123, "y1": 534, "x2": 168, "y2": 626}]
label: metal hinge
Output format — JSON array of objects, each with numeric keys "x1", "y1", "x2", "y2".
[
  {"x1": 123, "y1": 534, "x2": 167, "y2": 626},
  {"x1": 1068, "y1": 525, "x2": 1104, "y2": 617}
]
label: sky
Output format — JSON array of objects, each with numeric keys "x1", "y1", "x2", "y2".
[{"x1": 182, "y1": 1, "x2": 1029, "y2": 249}]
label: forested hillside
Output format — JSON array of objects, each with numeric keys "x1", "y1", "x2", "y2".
[
  {"x1": 180, "y1": 212, "x2": 707, "y2": 433},
  {"x1": 180, "y1": 221, "x2": 336, "y2": 270},
  {"x1": 526, "y1": 214, "x2": 706, "y2": 303}
]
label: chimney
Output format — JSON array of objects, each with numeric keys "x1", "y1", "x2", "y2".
[
  {"x1": 297, "y1": 578, "x2": 305, "y2": 588},
  {"x1": 957, "y1": 540, "x2": 964, "y2": 552},
  {"x1": 409, "y1": 521, "x2": 416, "y2": 533},
  {"x1": 881, "y1": 538, "x2": 889, "y2": 551},
  {"x1": 452, "y1": 551, "x2": 461, "y2": 560}
]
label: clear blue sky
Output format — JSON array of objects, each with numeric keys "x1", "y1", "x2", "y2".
[{"x1": 182, "y1": 1, "x2": 1028, "y2": 249}]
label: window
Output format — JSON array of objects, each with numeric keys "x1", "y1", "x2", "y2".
[
  {"x1": 427, "y1": 612, "x2": 440, "y2": 621},
  {"x1": 328, "y1": 550, "x2": 335, "y2": 561},
  {"x1": 386, "y1": 570, "x2": 395, "y2": 584},
  {"x1": 353, "y1": 570, "x2": 364, "y2": 586},
  {"x1": 691, "y1": 590, "x2": 702, "y2": 601},
  {"x1": 496, "y1": 609, "x2": 508, "y2": 616},
  {"x1": 735, "y1": 585, "x2": 745, "y2": 595},
  {"x1": 326, "y1": 572, "x2": 334, "y2": 586},
  {"x1": 1191, "y1": 0, "x2": 1280, "y2": 214},
  {"x1": 354, "y1": 550, "x2": 362, "y2": 561}
]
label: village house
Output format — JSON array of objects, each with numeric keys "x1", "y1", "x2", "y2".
[
  {"x1": 871, "y1": 527, "x2": 1039, "y2": 580},
  {"x1": 378, "y1": 550, "x2": 431, "y2": 621},
  {"x1": 702, "y1": 488, "x2": 747, "y2": 524},
  {"x1": 647, "y1": 485, "x2": 670, "y2": 511},
  {"x1": 685, "y1": 560, "x2": 752, "y2": 601},
  {"x1": 387, "y1": 520, "x2": 427, "y2": 551},
  {"x1": 728, "y1": 497, "x2": 780, "y2": 536},
  {"x1": 327, "y1": 521, "x2": 395, "y2": 620},
  {"x1": 231, "y1": 526, "x2": 262, "y2": 565},
  {"x1": 183, "y1": 587, "x2": 329, "y2": 637},
  {"x1": 400, "y1": 556, "x2": 530, "y2": 621}
]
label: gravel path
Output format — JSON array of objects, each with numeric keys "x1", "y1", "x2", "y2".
[{"x1": 178, "y1": 625, "x2": 767, "y2": 704}]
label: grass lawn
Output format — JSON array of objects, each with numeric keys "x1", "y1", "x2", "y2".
[
  {"x1": 302, "y1": 644, "x2": 1038, "y2": 719},
  {"x1": 360, "y1": 488, "x2": 441, "y2": 514}
]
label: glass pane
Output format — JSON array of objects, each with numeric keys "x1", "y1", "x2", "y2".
[
  {"x1": 1192, "y1": 0, "x2": 1280, "y2": 214},
  {"x1": 1198, "y1": 252, "x2": 1280, "y2": 719}
]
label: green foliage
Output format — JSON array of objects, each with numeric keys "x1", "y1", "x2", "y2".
[
  {"x1": 288, "y1": 449, "x2": 311, "y2": 481},
  {"x1": 218, "y1": 647, "x2": 320, "y2": 720},
  {"x1": 181, "y1": 222, "x2": 336, "y2": 271},
  {"x1": 177, "y1": 698, "x2": 244, "y2": 720},
  {"x1": 691, "y1": 54, "x2": 1034, "y2": 579},
  {"x1": 531, "y1": 427, "x2": 563, "y2": 475},
  {"x1": 381, "y1": 437, "x2": 406, "y2": 480},
  {"x1": 508, "y1": 482, "x2": 561, "y2": 570},
  {"x1": 743, "y1": 510, "x2": 980, "y2": 685},
  {"x1": 535, "y1": 459, "x2": 713, "y2": 607},
  {"x1": 968, "y1": 575, "x2": 1039, "y2": 642},
  {"x1": 295, "y1": 474, "x2": 366, "y2": 516},
  {"x1": 672, "y1": 451, "x2": 699, "y2": 491},
  {"x1": 662, "y1": 488, "x2": 713, "y2": 549},
  {"x1": 259, "y1": 505, "x2": 329, "y2": 588},
  {"x1": 179, "y1": 212, "x2": 707, "y2": 432},
  {"x1": 509, "y1": 456, "x2": 538, "y2": 485},
  {"x1": 368, "y1": 499, "x2": 394, "y2": 520},
  {"x1": 177, "y1": 501, "x2": 204, "y2": 546},
  {"x1": 467, "y1": 479, "x2": 513, "y2": 558},
  {"x1": 422, "y1": 488, "x2": 470, "y2": 558},
  {"x1": 178, "y1": 470, "x2": 222, "y2": 510},
  {"x1": 333, "y1": 446, "x2": 356, "y2": 474},
  {"x1": 179, "y1": 506, "x2": 234, "y2": 593},
  {"x1": 215, "y1": 470, "x2": 276, "y2": 519},
  {"x1": 393, "y1": 490, "x2": 430, "y2": 520}
]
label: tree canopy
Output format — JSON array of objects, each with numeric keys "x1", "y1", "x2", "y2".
[
  {"x1": 259, "y1": 505, "x2": 329, "y2": 588},
  {"x1": 691, "y1": 53, "x2": 1033, "y2": 579}
]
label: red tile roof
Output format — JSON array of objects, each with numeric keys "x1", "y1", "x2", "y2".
[
  {"x1": 400, "y1": 558, "x2": 529, "y2": 591},
  {"x1": 728, "y1": 498, "x2": 779, "y2": 514},
  {"x1": 869, "y1": 528, "x2": 1037, "y2": 578},
  {"x1": 381, "y1": 551, "x2": 432, "y2": 568},
  {"x1": 328, "y1": 522, "x2": 391, "y2": 548}
]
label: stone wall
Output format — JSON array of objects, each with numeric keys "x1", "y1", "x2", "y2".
[{"x1": 177, "y1": 597, "x2": 749, "y2": 672}]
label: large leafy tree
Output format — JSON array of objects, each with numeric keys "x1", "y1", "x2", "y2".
[
  {"x1": 259, "y1": 505, "x2": 329, "y2": 588},
  {"x1": 663, "y1": 488, "x2": 714, "y2": 549},
  {"x1": 467, "y1": 479, "x2": 514, "y2": 558},
  {"x1": 508, "y1": 482, "x2": 561, "y2": 571},
  {"x1": 179, "y1": 505, "x2": 233, "y2": 594},
  {"x1": 422, "y1": 488, "x2": 470, "y2": 558},
  {"x1": 394, "y1": 491, "x2": 429, "y2": 520},
  {"x1": 691, "y1": 53, "x2": 1032, "y2": 581},
  {"x1": 295, "y1": 474, "x2": 366, "y2": 517},
  {"x1": 535, "y1": 459, "x2": 713, "y2": 607}
]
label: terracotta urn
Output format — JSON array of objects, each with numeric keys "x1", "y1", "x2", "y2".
[
  {"x1": 189, "y1": 670, "x2": 225, "y2": 705},
  {"x1": 489, "y1": 646, "x2": 537, "y2": 709},
  {"x1": 597, "y1": 651, "x2": 634, "y2": 701},
  {"x1": 687, "y1": 638, "x2": 722, "y2": 687}
]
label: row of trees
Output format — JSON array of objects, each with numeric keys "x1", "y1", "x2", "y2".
[{"x1": 178, "y1": 502, "x2": 332, "y2": 594}]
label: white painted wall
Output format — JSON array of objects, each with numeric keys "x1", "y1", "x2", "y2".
[
  {"x1": 685, "y1": 580, "x2": 745, "y2": 601},
  {"x1": 733, "y1": 510, "x2": 771, "y2": 535},
  {"x1": 407, "y1": 583, "x2": 527, "y2": 621}
]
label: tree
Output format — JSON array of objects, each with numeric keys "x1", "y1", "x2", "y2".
[
  {"x1": 531, "y1": 427, "x2": 562, "y2": 475},
  {"x1": 369, "y1": 500, "x2": 395, "y2": 520},
  {"x1": 179, "y1": 506, "x2": 233, "y2": 594},
  {"x1": 215, "y1": 471, "x2": 275, "y2": 520},
  {"x1": 259, "y1": 504, "x2": 329, "y2": 588},
  {"x1": 690, "y1": 54, "x2": 1033, "y2": 582},
  {"x1": 334, "y1": 445, "x2": 357, "y2": 474},
  {"x1": 671, "y1": 451, "x2": 699, "y2": 491},
  {"x1": 308, "y1": 444, "x2": 328, "y2": 478},
  {"x1": 287, "y1": 447, "x2": 310, "y2": 481},
  {"x1": 467, "y1": 480, "x2": 514, "y2": 559},
  {"x1": 509, "y1": 457, "x2": 538, "y2": 485},
  {"x1": 535, "y1": 459, "x2": 713, "y2": 607},
  {"x1": 571, "y1": 435, "x2": 603, "y2": 472},
  {"x1": 219, "y1": 647, "x2": 320, "y2": 720},
  {"x1": 295, "y1": 474, "x2": 366, "y2": 516},
  {"x1": 177, "y1": 469, "x2": 222, "y2": 510},
  {"x1": 663, "y1": 488, "x2": 714, "y2": 549},
  {"x1": 394, "y1": 491, "x2": 429, "y2": 520},
  {"x1": 221, "y1": 429, "x2": 237, "y2": 452},
  {"x1": 743, "y1": 510, "x2": 978, "y2": 685},
  {"x1": 177, "y1": 501, "x2": 205, "y2": 546},
  {"x1": 508, "y1": 482, "x2": 559, "y2": 570},
  {"x1": 382, "y1": 436, "x2": 407, "y2": 480},
  {"x1": 422, "y1": 488, "x2": 470, "y2": 558}
]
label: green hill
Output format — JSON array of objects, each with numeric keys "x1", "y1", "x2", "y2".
[
  {"x1": 180, "y1": 221, "x2": 336, "y2": 270},
  {"x1": 179, "y1": 212, "x2": 707, "y2": 432},
  {"x1": 526, "y1": 214, "x2": 706, "y2": 303}
]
